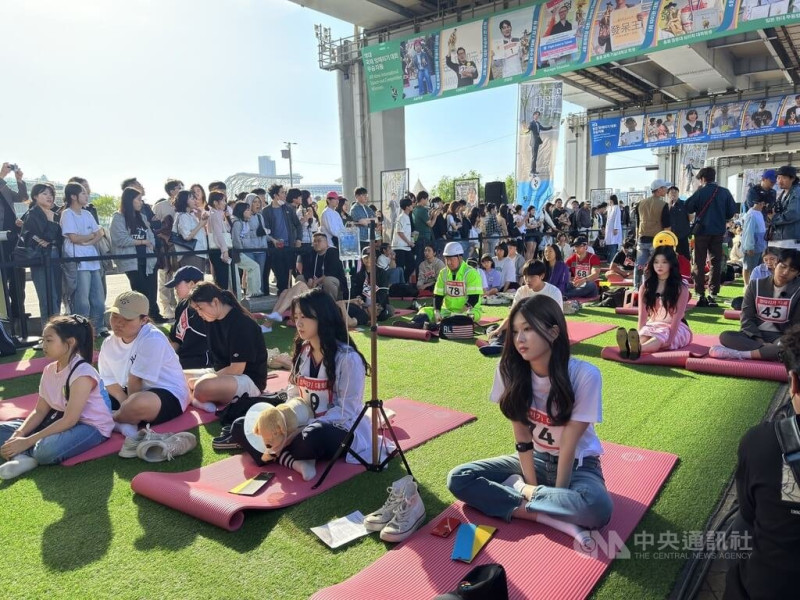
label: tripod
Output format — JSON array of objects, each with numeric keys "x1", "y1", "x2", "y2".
[{"x1": 312, "y1": 222, "x2": 413, "y2": 489}]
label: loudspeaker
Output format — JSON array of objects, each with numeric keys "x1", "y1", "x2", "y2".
[{"x1": 484, "y1": 181, "x2": 507, "y2": 205}]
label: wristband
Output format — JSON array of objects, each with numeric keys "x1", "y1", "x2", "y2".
[{"x1": 515, "y1": 441, "x2": 534, "y2": 452}]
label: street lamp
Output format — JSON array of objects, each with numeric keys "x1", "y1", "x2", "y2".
[{"x1": 281, "y1": 142, "x2": 297, "y2": 187}]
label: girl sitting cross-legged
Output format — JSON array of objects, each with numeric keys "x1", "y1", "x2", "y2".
[
  {"x1": 620, "y1": 246, "x2": 693, "y2": 360},
  {"x1": 447, "y1": 295, "x2": 613, "y2": 548},
  {"x1": 0, "y1": 315, "x2": 113, "y2": 479}
]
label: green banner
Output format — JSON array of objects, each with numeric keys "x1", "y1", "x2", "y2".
[{"x1": 363, "y1": 0, "x2": 800, "y2": 112}]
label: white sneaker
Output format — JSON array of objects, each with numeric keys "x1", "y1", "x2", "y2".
[
  {"x1": 118, "y1": 425, "x2": 173, "y2": 458},
  {"x1": 0, "y1": 455, "x2": 38, "y2": 479},
  {"x1": 379, "y1": 484, "x2": 426, "y2": 543},
  {"x1": 709, "y1": 345, "x2": 746, "y2": 361},
  {"x1": 267, "y1": 311, "x2": 284, "y2": 322},
  {"x1": 137, "y1": 432, "x2": 197, "y2": 462},
  {"x1": 364, "y1": 475, "x2": 415, "y2": 532}
]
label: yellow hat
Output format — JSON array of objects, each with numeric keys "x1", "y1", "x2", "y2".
[{"x1": 653, "y1": 230, "x2": 678, "y2": 248}]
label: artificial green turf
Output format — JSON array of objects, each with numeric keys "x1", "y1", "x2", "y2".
[{"x1": 0, "y1": 283, "x2": 779, "y2": 600}]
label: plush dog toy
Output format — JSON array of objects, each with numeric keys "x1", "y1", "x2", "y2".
[{"x1": 253, "y1": 398, "x2": 314, "y2": 461}]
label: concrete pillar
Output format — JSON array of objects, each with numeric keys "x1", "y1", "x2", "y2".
[
  {"x1": 336, "y1": 58, "x2": 406, "y2": 209},
  {"x1": 563, "y1": 123, "x2": 605, "y2": 201}
]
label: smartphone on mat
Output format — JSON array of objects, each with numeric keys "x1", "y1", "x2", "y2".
[{"x1": 229, "y1": 472, "x2": 275, "y2": 496}]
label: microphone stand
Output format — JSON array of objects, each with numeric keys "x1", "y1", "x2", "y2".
[{"x1": 312, "y1": 221, "x2": 412, "y2": 488}]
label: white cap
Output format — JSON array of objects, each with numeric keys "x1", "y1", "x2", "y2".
[
  {"x1": 650, "y1": 178, "x2": 672, "y2": 191},
  {"x1": 443, "y1": 242, "x2": 464, "y2": 257}
]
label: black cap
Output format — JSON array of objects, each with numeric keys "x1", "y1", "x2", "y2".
[
  {"x1": 777, "y1": 165, "x2": 798, "y2": 179},
  {"x1": 165, "y1": 266, "x2": 204, "y2": 288},
  {"x1": 572, "y1": 235, "x2": 589, "y2": 247}
]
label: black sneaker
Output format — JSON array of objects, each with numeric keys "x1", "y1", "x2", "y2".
[
  {"x1": 707, "y1": 295, "x2": 720, "y2": 307},
  {"x1": 696, "y1": 296, "x2": 709, "y2": 308},
  {"x1": 212, "y1": 432, "x2": 241, "y2": 451},
  {"x1": 392, "y1": 320, "x2": 424, "y2": 330}
]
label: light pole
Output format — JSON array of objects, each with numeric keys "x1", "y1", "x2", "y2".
[{"x1": 282, "y1": 142, "x2": 297, "y2": 187}]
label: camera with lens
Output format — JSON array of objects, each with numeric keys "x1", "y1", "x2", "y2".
[{"x1": 7, "y1": 164, "x2": 17, "y2": 172}]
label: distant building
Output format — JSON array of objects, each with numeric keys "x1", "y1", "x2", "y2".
[
  {"x1": 225, "y1": 172, "x2": 342, "y2": 201},
  {"x1": 258, "y1": 156, "x2": 277, "y2": 177}
]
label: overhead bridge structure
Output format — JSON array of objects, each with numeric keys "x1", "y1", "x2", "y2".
[{"x1": 290, "y1": 0, "x2": 800, "y2": 201}]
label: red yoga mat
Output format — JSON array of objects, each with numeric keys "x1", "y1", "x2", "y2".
[
  {"x1": 600, "y1": 333, "x2": 719, "y2": 368},
  {"x1": 477, "y1": 316, "x2": 502, "y2": 326},
  {"x1": 0, "y1": 393, "x2": 38, "y2": 420},
  {"x1": 723, "y1": 309, "x2": 741, "y2": 320},
  {"x1": 311, "y1": 441, "x2": 678, "y2": 600},
  {"x1": 377, "y1": 326, "x2": 433, "y2": 341},
  {"x1": 130, "y1": 398, "x2": 477, "y2": 530},
  {"x1": 685, "y1": 357, "x2": 788, "y2": 382},
  {"x1": 0, "y1": 351, "x2": 100, "y2": 381},
  {"x1": 605, "y1": 276, "x2": 634, "y2": 286}
]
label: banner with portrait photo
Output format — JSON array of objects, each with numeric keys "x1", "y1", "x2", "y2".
[
  {"x1": 440, "y1": 21, "x2": 487, "y2": 95},
  {"x1": 678, "y1": 143, "x2": 707, "y2": 195},
  {"x1": 516, "y1": 81, "x2": 563, "y2": 213},
  {"x1": 361, "y1": 0, "x2": 800, "y2": 113},
  {"x1": 535, "y1": 0, "x2": 587, "y2": 76},
  {"x1": 454, "y1": 178, "x2": 481, "y2": 206},
  {"x1": 590, "y1": 188, "x2": 613, "y2": 207},
  {"x1": 488, "y1": 6, "x2": 537, "y2": 85}
]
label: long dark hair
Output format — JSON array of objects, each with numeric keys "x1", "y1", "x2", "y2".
[
  {"x1": 498, "y1": 295, "x2": 574, "y2": 425},
  {"x1": 46, "y1": 314, "x2": 95, "y2": 363},
  {"x1": 290, "y1": 288, "x2": 369, "y2": 391},
  {"x1": 63, "y1": 182, "x2": 85, "y2": 208},
  {"x1": 188, "y1": 281, "x2": 252, "y2": 318},
  {"x1": 643, "y1": 246, "x2": 682, "y2": 314},
  {"x1": 543, "y1": 243, "x2": 563, "y2": 282},
  {"x1": 120, "y1": 187, "x2": 146, "y2": 234}
]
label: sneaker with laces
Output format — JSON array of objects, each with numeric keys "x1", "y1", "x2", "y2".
[
  {"x1": 363, "y1": 475, "x2": 415, "y2": 532},
  {"x1": 380, "y1": 485, "x2": 426, "y2": 543},
  {"x1": 708, "y1": 345, "x2": 746, "y2": 361},
  {"x1": 696, "y1": 296, "x2": 709, "y2": 308},
  {"x1": 118, "y1": 425, "x2": 173, "y2": 458},
  {"x1": 137, "y1": 432, "x2": 198, "y2": 462}
]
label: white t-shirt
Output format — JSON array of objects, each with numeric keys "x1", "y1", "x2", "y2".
[
  {"x1": 513, "y1": 281, "x2": 564, "y2": 308},
  {"x1": 99, "y1": 323, "x2": 190, "y2": 409},
  {"x1": 40, "y1": 355, "x2": 114, "y2": 437},
  {"x1": 490, "y1": 358, "x2": 603, "y2": 462},
  {"x1": 60, "y1": 208, "x2": 100, "y2": 271},
  {"x1": 494, "y1": 256, "x2": 517, "y2": 284},
  {"x1": 392, "y1": 212, "x2": 412, "y2": 251}
]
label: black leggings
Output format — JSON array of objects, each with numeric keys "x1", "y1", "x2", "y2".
[
  {"x1": 125, "y1": 270, "x2": 159, "y2": 318},
  {"x1": 719, "y1": 330, "x2": 781, "y2": 360},
  {"x1": 208, "y1": 249, "x2": 230, "y2": 290},
  {"x1": 286, "y1": 421, "x2": 348, "y2": 460}
]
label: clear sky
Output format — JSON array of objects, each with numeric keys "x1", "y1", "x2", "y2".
[{"x1": 3, "y1": 0, "x2": 657, "y2": 199}]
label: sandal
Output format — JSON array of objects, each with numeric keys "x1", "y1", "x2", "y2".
[
  {"x1": 615, "y1": 327, "x2": 629, "y2": 359},
  {"x1": 627, "y1": 329, "x2": 641, "y2": 361}
]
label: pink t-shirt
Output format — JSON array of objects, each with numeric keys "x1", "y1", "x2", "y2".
[{"x1": 38, "y1": 356, "x2": 114, "y2": 438}]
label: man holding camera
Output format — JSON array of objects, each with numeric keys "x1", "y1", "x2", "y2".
[{"x1": 0, "y1": 162, "x2": 28, "y2": 320}]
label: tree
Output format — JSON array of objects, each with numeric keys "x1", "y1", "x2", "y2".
[
  {"x1": 505, "y1": 173, "x2": 516, "y2": 205},
  {"x1": 430, "y1": 169, "x2": 482, "y2": 205},
  {"x1": 92, "y1": 195, "x2": 118, "y2": 220}
]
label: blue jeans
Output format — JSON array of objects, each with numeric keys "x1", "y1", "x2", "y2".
[
  {"x1": 245, "y1": 250, "x2": 267, "y2": 277},
  {"x1": 634, "y1": 241, "x2": 653, "y2": 289},
  {"x1": 564, "y1": 280, "x2": 598, "y2": 299},
  {"x1": 386, "y1": 267, "x2": 405, "y2": 285},
  {"x1": 447, "y1": 452, "x2": 613, "y2": 529},
  {"x1": 75, "y1": 269, "x2": 105, "y2": 332},
  {"x1": 0, "y1": 419, "x2": 107, "y2": 465},
  {"x1": 417, "y1": 67, "x2": 433, "y2": 94},
  {"x1": 31, "y1": 246, "x2": 62, "y2": 329},
  {"x1": 605, "y1": 244, "x2": 619, "y2": 263}
]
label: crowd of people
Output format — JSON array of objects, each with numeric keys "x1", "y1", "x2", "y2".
[{"x1": 2, "y1": 162, "x2": 800, "y2": 594}]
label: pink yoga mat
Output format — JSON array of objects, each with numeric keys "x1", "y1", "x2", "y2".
[
  {"x1": 377, "y1": 326, "x2": 432, "y2": 341},
  {"x1": 724, "y1": 309, "x2": 741, "y2": 320},
  {"x1": 477, "y1": 316, "x2": 502, "y2": 326},
  {"x1": 600, "y1": 333, "x2": 719, "y2": 368},
  {"x1": 605, "y1": 276, "x2": 634, "y2": 286},
  {"x1": 685, "y1": 357, "x2": 788, "y2": 382},
  {"x1": 0, "y1": 351, "x2": 100, "y2": 381},
  {"x1": 312, "y1": 441, "x2": 678, "y2": 600},
  {"x1": 131, "y1": 398, "x2": 477, "y2": 530},
  {"x1": 0, "y1": 393, "x2": 38, "y2": 420}
]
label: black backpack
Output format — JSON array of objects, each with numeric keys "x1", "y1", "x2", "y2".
[
  {"x1": 597, "y1": 287, "x2": 627, "y2": 308},
  {"x1": 0, "y1": 320, "x2": 17, "y2": 357}
]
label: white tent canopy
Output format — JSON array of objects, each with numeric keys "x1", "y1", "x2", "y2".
[{"x1": 412, "y1": 178, "x2": 427, "y2": 195}]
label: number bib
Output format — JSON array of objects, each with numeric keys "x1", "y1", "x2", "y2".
[
  {"x1": 756, "y1": 295, "x2": 791, "y2": 323},
  {"x1": 574, "y1": 262, "x2": 591, "y2": 279},
  {"x1": 527, "y1": 408, "x2": 560, "y2": 453},
  {"x1": 297, "y1": 376, "x2": 332, "y2": 417},
  {"x1": 446, "y1": 280, "x2": 465, "y2": 297}
]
